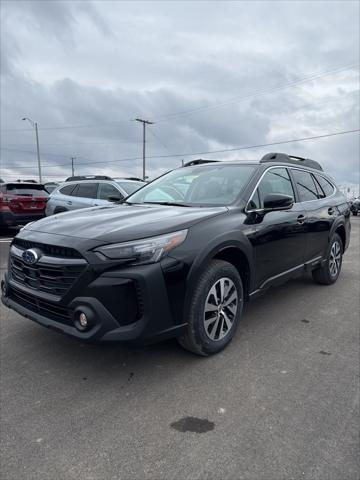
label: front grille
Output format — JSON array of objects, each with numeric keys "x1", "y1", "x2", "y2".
[
  {"x1": 10, "y1": 286, "x2": 72, "y2": 323},
  {"x1": 13, "y1": 238, "x2": 82, "y2": 258},
  {"x1": 10, "y1": 241, "x2": 87, "y2": 297}
]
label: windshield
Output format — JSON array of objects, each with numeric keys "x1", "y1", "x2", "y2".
[
  {"x1": 116, "y1": 181, "x2": 144, "y2": 195},
  {"x1": 127, "y1": 164, "x2": 256, "y2": 206}
]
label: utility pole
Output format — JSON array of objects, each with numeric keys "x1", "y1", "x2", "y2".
[
  {"x1": 71, "y1": 157, "x2": 76, "y2": 177},
  {"x1": 22, "y1": 117, "x2": 42, "y2": 183},
  {"x1": 135, "y1": 118, "x2": 154, "y2": 180}
]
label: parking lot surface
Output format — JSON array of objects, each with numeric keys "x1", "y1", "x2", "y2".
[{"x1": 0, "y1": 219, "x2": 359, "y2": 480}]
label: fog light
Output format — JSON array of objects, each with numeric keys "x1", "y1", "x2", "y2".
[{"x1": 79, "y1": 312, "x2": 88, "y2": 328}]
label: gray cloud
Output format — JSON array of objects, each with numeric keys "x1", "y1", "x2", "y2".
[{"x1": 0, "y1": 0, "x2": 359, "y2": 191}]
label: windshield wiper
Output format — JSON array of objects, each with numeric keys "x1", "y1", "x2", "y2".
[{"x1": 142, "y1": 201, "x2": 192, "y2": 207}]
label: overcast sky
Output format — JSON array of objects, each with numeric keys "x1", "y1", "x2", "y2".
[{"x1": 0, "y1": 0, "x2": 359, "y2": 192}]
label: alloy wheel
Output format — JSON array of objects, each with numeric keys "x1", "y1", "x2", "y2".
[
  {"x1": 329, "y1": 240, "x2": 341, "y2": 277},
  {"x1": 203, "y1": 277, "x2": 238, "y2": 341}
]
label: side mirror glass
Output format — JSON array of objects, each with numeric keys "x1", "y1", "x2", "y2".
[{"x1": 263, "y1": 194, "x2": 294, "y2": 211}]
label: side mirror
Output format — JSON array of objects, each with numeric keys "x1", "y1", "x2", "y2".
[
  {"x1": 107, "y1": 195, "x2": 122, "y2": 203},
  {"x1": 263, "y1": 194, "x2": 294, "y2": 211}
]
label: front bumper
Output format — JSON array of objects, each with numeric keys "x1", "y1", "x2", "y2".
[{"x1": 1, "y1": 259, "x2": 187, "y2": 343}]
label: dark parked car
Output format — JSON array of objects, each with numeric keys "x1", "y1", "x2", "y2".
[
  {"x1": 350, "y1": 198, "x2": 360, "y2": 216},
  {"x1": 1, "y1": 153, "x2": 351, "y2": 355},
  {"x1": 0, "y1": 182, "x2": 48, "y2": 228}
]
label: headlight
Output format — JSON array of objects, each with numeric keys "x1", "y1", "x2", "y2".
[{"x1": 94, "y1": 229, "x2": 188, "y2": 265}]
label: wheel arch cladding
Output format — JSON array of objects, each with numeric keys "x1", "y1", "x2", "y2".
[
  {"x1": 213, "y1": 247, "x2": 251, "y2": 300},
  {"x1": 334, "y1": 224, "x2": 346, "y2": 250}
]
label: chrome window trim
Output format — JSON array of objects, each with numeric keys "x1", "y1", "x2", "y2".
[
  {"x1": 245, "y1": 165, "x2": 337, "y2": 212},
  {"x1": 290, "y1": 167, "x2": 337, "y2": 203},
  {"x1": 245, "y1": 165, "x2": 295, "y2": 213}
]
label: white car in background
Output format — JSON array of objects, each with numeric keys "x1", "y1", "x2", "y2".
[{"x1": 45, "y1": 175, "x2": 145, "y2": 216}]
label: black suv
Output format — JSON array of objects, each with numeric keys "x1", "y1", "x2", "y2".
[{"x1": 1, "y1": 153, "x2": 351, "y2": 355}]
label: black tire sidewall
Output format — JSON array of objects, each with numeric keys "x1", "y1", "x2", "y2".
[{"x1": 188, "y1": 261, "x2": 243, "y2": 355}]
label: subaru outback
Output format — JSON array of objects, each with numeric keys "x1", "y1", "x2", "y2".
[{"x1": 1, "y1": 153, "x2": 351, "y2": 355}]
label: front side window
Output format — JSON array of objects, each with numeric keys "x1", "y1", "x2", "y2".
[
  {"x1": 127, "y1": 165, "x2": 256, "y2": 206},
  {"x1": 76, "y1": 183, "x2": 98, "y2": 199},
  {"x1": 248, "y1": 168, "x2": 294, "y2": 210},
  {"x1": 292, "y1": 169, "x2": 320, "y2": 202},
  {"x1": 98, "y1": 183, "x2": 123, "y2": 201}
]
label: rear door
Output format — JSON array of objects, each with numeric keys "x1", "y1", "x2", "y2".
[
  {"x1": 248, "y1": 167, "x2": 307, "y2": 288},
  {"x1": 290, "y1": 169, "x2": 335, "y2": 262},
  {"x1": 72, "y1": 182, "x2": 99, "y2": 209}
]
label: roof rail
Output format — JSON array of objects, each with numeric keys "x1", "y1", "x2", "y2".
[
  {"x1": 65, "y1": 175, "x2": 113, "y2": 182},
  {"x1": 182, "y1": 159, "x2": 220, "y2": 167},
  {"x1": 260, "y1": 152, "x2": 323, "y2": 171},
  {"x1": 121, "y1": 177, "x2": 146, "y2": 182}
]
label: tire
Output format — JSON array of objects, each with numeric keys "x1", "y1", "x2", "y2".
[
  {"x1": 178, "y1": 260, "x2": 243, "y2": 356},
  {"x1": 353, "y1": 211, "x2": 358, "y2": 216},
  {"x1": 312, "y1": 233, "x2": 343, "y2": 285}
]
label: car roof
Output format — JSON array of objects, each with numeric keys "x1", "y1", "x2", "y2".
[{"x1": 180, "y1": 159, "x2": 327, "y2": 175}]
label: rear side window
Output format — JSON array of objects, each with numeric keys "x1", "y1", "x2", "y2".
[
  {"x1": 315, "y1": 175, "x2": 335, "y2": 197},
  {"x1": 98, "y1": 183, "x2": 123, "y2": 200},
  {"x1": 60, "y1": 184, "x2": 77, "y2": 196},
  {"x1": 76, "y1": 182, "x2": 98, "y2": 199},
  {"x1": 291, "y1": 169, "x2": 320, "y2": 202}
]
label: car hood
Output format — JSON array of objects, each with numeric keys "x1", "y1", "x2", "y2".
[{"x1": 25, "y1": 203, "x2": 228, "y2": 243}]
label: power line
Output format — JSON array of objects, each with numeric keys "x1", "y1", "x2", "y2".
[
  {"x1": 153, "y1": 63, "x2": 359, "y2": 122},
  {"x1": 1, "y1": 63, "x2": 358, "y2": 133},
  {"x1": 2, "y1": 128, "x2": 359, "y2": 170}
]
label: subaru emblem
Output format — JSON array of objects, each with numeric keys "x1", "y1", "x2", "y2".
[{"x1": 22, "y1": 248, "x2": 40, "y2": 265}]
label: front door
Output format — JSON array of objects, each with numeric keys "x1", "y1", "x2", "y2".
[{"x1": 247, "y1": 167, "x2": 307, "y2": 288}]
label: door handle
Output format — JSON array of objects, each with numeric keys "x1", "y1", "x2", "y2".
[
  {"x1": 297, "y1": 214, "x2": 306, "y2": 224},
  {"x1": 328, "y1": 207, "x2": 334, "y2": 215},
  {"x1": 66, "y1": 201, "x2": 72, "y2": 205}
]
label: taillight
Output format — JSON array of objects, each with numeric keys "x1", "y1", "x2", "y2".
[{"x1": 0, "y1": 196, "x2": 11, "y2": 212}]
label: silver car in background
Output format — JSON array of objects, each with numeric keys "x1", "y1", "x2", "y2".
[{"x1": 45, "y1": 175, "x2": 145, "y2": 216}]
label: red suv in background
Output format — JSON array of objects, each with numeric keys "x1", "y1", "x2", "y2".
[{"x1": 0, "y1": 182, "x2": 48, "y2": 228}]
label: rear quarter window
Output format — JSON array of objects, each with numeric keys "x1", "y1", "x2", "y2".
[
  {"x1": 291, "y1": 169, "x2": 320, "y2": 202},
  {"x1": 60, "y1": 184, "x2": 77, "y2": 196},
  {"x1": 315, "y1": 175, "x2": 335, "y2": 197}
]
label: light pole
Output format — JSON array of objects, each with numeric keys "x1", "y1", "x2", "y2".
[
  {"x1": 135, "y1": 118, "x2": 154, "y2": 180},
  {"x1": 22, "y1": 117, "x2": 42, "y2": 183},
  {"x1": 71, "y1": 157, "x2": 76, "y2": 177}
]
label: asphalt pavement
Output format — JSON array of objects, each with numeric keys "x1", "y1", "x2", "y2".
[{"x1": 0, "y1": 219, "x2": 359, "y2": 480}]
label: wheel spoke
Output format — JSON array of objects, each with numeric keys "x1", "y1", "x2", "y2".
[
  {"x1": 219, "y1": 278, "x2": 225, "y2": 303},
  {"x1": 205, "y1": 302, "x2": 218, "y2": 313},
  {"x1": 209, "y1": 317, "x2": 220, "y2": 340},
  {"x1": 225, "y1": 302, "x2": 237, "y2": 316},
  {"x1": 222, "y1": 310, "x2": 233, "y2": 331},
  {"x1": 204, "y1": 315, "x2": 217, "y2": 328},
  {"x1": 224, "y1": 290, "x2": 237, "y2": 306},
  {"x1": 208, "y1": 284, "x2": 219, "y2": 305}
]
